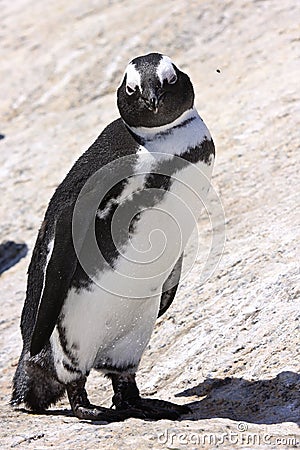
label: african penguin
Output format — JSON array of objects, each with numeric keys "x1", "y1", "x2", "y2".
[{"x1": 11, "y1": 53, "x2": 215, "y2": 421}]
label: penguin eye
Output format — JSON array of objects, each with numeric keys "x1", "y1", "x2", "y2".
[
  {"x1": 168, "y1": 74, "x2": 177, "y2": 84},
  {"x1": 126, "y1": 85, "x2": 136, "y2": 95}
]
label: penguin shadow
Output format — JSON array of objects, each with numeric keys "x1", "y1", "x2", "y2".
[{"x1": 176, "y1": 370, "x2": 300, "y2": 426}]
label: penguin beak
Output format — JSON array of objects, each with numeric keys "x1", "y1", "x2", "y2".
[{"x1": 142, "y1": 89, "x2": 160, "y2": 114}]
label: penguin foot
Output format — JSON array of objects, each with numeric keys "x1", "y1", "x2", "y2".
[
  {"x1": 67, "y1": 375, "x2": 190, "y2": 422},
  {"x1": 66, "y1": 376, "x2": 146, "y2": 422},
  {"x1": 109, "y1": 372, "x2": 191, "y2": 420}
]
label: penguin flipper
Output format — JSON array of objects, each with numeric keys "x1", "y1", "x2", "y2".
[
  {"x1": 158, "y1": 254, "x2": 183, "y2": 318},
  {"x1": 30, "y1": 205, "x2": 78, "y2": 356}
]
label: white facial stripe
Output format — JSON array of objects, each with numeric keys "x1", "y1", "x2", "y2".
[
  {"x1": 125, "y1": 62, "x2": 141, "y2": 93},
  {"x1": 156, "y1": 55, "x2": 177, "y2": 85}
]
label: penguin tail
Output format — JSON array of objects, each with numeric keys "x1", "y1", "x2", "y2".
[{"x1": 11, "y1": 349, "x2": 65, "y2": 412}]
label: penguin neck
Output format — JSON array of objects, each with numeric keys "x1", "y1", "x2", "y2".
[
  {"x1": 124, "y1": 107, "x2": 211, "y2": 158},
  {"x1": 125, "y1": 107, "x2": 198, "y2": 143}
]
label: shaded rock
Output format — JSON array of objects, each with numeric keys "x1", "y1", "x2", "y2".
[{"x1": 0, "y1": 241, "x2": 28, "y2": 275}]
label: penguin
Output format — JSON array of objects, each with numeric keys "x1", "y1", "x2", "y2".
[{"x1": 11, "y1": 53, "x2": 215, "y2": 422}]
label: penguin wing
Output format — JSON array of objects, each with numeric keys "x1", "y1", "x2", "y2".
[
  {"x1": 30, "y1": 203, "x2": 79, "y2": 356},
  {"x1": 158, "y1": 254, "x2": 183, "y2": 318},
  {"x1": 28, "y1": 118, "x2": 140, "y2": 356}
]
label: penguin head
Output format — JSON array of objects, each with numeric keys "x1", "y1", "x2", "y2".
[{"x1": 117, "y1": 53, "x2": 194, "y2": 128}]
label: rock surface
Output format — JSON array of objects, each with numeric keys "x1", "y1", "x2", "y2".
[{"x1": 0, "y1": 0, "x2": 299, "y2": 448}]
